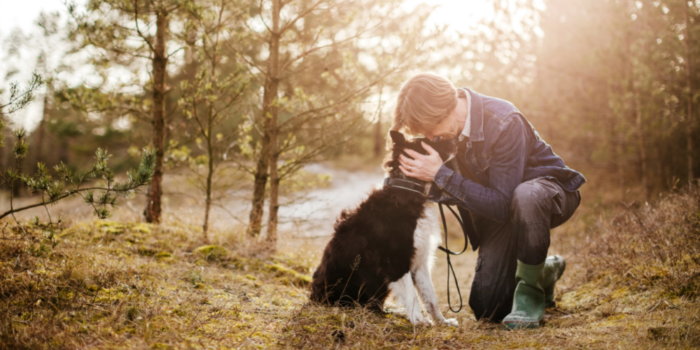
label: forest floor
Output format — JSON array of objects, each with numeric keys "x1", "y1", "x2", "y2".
[{"x1": 1, "y1": 162, "x2": 700, "y2": 349}]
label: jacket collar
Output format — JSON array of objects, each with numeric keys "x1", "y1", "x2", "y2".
[{"x1": 462, "y1": 88, "x2": 484, "y2": 142}]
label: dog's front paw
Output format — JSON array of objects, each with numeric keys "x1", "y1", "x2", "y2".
[
  {"x1": 412, "y1": 319, "x2": 433, "y2": 327},
  {"x1": 408, "y1": 313, "x2": 432, "y2": 327},
  {"x1": 440, "y1": 318, "x2": 458, "y2": 327}
]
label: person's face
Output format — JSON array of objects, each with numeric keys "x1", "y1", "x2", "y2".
[{"x1": 422, "y1": 103, "x2": 463, "y2": 141}]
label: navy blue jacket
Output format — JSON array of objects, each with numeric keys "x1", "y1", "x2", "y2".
[{"x1": 428, "y1": 88, "x2": 586, "y2": 249}]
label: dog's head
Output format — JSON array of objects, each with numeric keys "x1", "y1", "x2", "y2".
[{"x1": 383, "y1": 130, "x2": 458, "y2": 180}]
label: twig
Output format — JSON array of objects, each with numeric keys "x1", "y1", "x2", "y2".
[
  {"x1": 235, "y1": 325, "x2": 259, "y2": 349},
  {"x1": 133, "y1": 0, "x2": 157, "y2": 53},
  {"x1": 85, "y1": 302, "x2": 110, "y2": 309},
  {"x1": 647, "y1": 299, "x2": 672, "y2": 312}
]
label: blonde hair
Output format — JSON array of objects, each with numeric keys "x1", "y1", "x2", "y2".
[{"x1": 392, "y1": 73, "x2": 458, "y2": 136}]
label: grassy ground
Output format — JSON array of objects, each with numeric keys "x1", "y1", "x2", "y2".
[{"x1": 1, "y1": 179, "x2": 699, "y2": 349}]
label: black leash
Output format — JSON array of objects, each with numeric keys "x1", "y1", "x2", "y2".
[{"x1": 437, "y1": 203, "x2": 470, "y2": 313}]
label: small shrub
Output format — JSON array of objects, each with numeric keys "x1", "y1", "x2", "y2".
[{"x1": 195, "y1": 245, "x2": 228, "y2": 261}]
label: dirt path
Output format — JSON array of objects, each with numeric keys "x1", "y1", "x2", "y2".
[{"x1": 276, "y1": 163, "x2": 387, "y2": 237}]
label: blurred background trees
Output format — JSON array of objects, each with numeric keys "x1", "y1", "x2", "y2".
[
  {"x1": 526, "y1": 0, "x2": 698, "y2": 200},
  {"x1": 2, "y1": 0, "x2": 699, "y2": 247},
  {"x1": 240, "y1": 0, "x2": 448, "y2": 246}
]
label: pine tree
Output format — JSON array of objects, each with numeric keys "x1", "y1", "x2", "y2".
[{"x1": 67, "y1": 0, "x2": 189, "y2": 223}]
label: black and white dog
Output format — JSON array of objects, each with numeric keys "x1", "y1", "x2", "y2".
[{"x1": 309, "y1": 131, "x2": 458, "y2": 326}]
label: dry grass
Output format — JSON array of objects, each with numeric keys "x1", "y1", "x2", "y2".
[
  {"x1": 0, "y1": 221, "x2": 311, "y2": 349},
  {"x1": 553, "y1": 186, "x2": 700, "y2": 349},
  {"x1": 1, "y1": 181, "x2": 699, "y2": 349}
]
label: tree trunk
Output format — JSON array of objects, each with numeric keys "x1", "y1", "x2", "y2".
[
  {"x1": 247, "y1": 134, "x2": 270, "y2": 237},
  {"x1": 248, "y1": 0, "x2": 281, "y2": 238},
  {"x1": 35, "y1": 92, "x2": 48, "y2": 170},
  {"x1": 374, "y1": 118, "x2": 382, "y2": 158},
  {"x1": 203, "y1": 132, "x2": 213, "y2": 242},
  {"x1": 374, "y1": 87, "x2": 384, "y2": 158},
  {"x1": 626, "y1": 32, "x2": 648, "y2": 200},
  {"x1": 617, "y1": 131, "x2": 625, "y2": 197},
  {"x1": 632, "y1": 87, "x2": 648, "y2": 200},
  {"x1": 58, "y1": 138, "x2": 69, "y2": 165},
  {"x1": 605, "y1": 84, "x2": 624, "y2": 197},
  {"x1": 265, "y1": 0, "x2": 282, "y2": 246},
  {"x1": 202, "y1": 21, "x2": 220, "y2": 242},
  {"x1": 684, "y1": 1, "x2": 694, "y2": 184},
  {"x1": 185, "y1": 44, "x2": 197, "y2": 84},
  {"x1": 145, "y1": 10, "x2": 168, "y2": 224},
  {"x1": 266, "y1": 164, "x2": 279, "y2": 245},
  {"x1": 0, "y1": 124, "x2": 6, "y2": 185},
  {"x1": 12, "y1": 156, "x2": 22, "y2": 198}
]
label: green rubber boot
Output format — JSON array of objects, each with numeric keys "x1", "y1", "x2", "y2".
[
  {"x1": 502, "y1": 261, "x2": 545, "y2": 330},
  {"x1": 543, "y1": 255, "x2": 566, "y2": 309}
]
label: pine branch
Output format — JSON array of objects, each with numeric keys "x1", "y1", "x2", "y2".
[{"x1": 1, "y1": 148, "x2": 156, "y2": 220}]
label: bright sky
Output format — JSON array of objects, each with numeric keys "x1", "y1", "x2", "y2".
[
  {"x1": 0, "y1": 0, "x2": 497, "y2": 131},
  {"x1": 406, "y1": 0, "x2": 494, "y2": 31},
  {"x1": 1, "y1": 0, "x2": 67, "y2": 38},
  {"x1": 0, "y1": 0, "x2": 494, "y2": 39}
]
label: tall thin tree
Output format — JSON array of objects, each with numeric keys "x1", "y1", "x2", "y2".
[
  {"x1": 684, "y1": 0, "x2": 695, "y2": 183},
  {"x1": 178, "y1": 0, "x2": 249, "y2": 240},
  {"x1": 68, "y1": 0, "x2": 185, "y2": 223}
]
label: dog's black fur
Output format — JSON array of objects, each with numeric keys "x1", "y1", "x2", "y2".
[{"x1": 309, "y1": 131, "x2": 457, "y2": 310}]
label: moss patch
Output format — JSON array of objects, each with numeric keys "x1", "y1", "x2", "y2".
[
  {"x1": 265, "y1": 263, "x2": 312, "y2": 286},
  {"x1": 195, "y1": 245, "x2": 228, "y2": 261}
]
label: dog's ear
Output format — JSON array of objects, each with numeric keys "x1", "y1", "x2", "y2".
[{"x1": 389, "y1": 130, "x2": 406, "y2": 145}]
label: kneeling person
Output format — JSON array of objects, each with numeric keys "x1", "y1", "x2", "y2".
[{"x1": 393, "y1": 73, "x2": 584, "y2": 329}]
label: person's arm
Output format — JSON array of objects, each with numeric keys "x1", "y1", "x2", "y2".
[{"x1": 431, "y1": 115, "x2": 528, "y2": 222}]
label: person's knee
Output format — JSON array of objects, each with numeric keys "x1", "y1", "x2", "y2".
[
  {"x1": 510, "y1": 182, "x2": 549, "y2": 223},
  {"x1": 469, "y1": 285, "x2": 514, "y2": 322}
]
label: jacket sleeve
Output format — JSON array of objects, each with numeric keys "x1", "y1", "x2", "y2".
[{"x1": 429, "y1": 115, "x2": 528, "y2": 222}]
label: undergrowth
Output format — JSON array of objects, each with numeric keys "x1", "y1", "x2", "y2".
[
  {"x1": 556, "y1": 187, "x2": 700, "y2": 348},
  {"x1": 0, "y1": 187, "x2": 699, "y2": 349},
  {"x1": 0, "y1": 221, "x2": 310, "y2": 349}
]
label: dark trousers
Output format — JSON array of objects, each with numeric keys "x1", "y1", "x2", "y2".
[{"x1": 468, "y1": 177, "x2": 581, "y2": 322}]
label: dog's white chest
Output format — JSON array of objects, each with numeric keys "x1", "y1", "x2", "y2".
[
  {"x1": 411, "y1": 206, "x2": 442, "y2": 273},
  {"x1": 388, "y1": 204, "x2": 457, "y2": 326}
]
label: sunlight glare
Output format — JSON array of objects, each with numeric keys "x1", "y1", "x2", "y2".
[{"x1": 402, "y1": 0, "x2": 494, "y2": 33}]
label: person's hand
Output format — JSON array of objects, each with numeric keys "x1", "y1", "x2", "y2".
[{"x1": 398, "y1": 142, "x2": 443, "y2": 182}]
